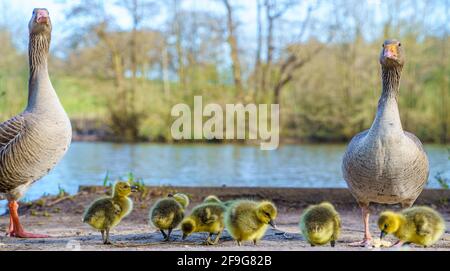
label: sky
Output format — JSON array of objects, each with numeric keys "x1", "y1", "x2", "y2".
[{"x1": 1, "y1": 0, "x2": 448, "y2": 53}]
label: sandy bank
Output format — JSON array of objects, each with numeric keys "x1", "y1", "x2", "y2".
[{"x1": 0, "y1": 186, "x2": 449, "y2": 251}]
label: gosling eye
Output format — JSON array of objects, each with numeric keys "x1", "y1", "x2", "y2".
[
  {"x1": 264, "y1": 212, "x2": 271, "y2": 218},
  {"x1": 398, "y1": 43, "x2": 401, "y2": 47},
  {"x1": 384, "y1": 224, "x2": 388, "y2": 229},
  {"x1": 382, "y1": 44, "x2": 385, "y2": 48}
]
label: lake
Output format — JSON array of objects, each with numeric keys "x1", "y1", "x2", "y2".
[{"x1": 10, "y1": 142, "x2": 448, "y2": 203}]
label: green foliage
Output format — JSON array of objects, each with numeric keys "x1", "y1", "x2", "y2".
[
  {"x1": 435, "y1": 172, "x2": 449, "y2": 189},
  {"x1": 57, "y1": 184, "x2": 68, "y2": 198},
  {"x1": 0, "y1": 8, "x2": 448, "y2": 144},
  {"x1": 102, "y1": 171, "x2": 111, "y2": 187}
]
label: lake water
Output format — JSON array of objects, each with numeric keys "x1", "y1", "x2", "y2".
[{"x1": 9, "y1": 142, "x2": 448, "y2": 203}]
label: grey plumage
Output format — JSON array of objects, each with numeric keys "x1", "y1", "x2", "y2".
[
  {"x1": 342, "y1": 40, "x2": 429, "y2": 207},
  {"x1": 0, "y1": 9, "x2": 71, "y2": 202},
  {"x1": 342, "y1": 40, "x2": 429, "y2": 246}
]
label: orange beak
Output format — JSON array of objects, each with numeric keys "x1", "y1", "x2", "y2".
[
  {"x1": 383, "y1": 44, "x2": 398, "y2": 59},
  {"x1": 36, "y1": 10, "x2": 49, "y2": 24}
]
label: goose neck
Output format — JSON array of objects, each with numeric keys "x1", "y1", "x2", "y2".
[{"x1": 26, "y1": 33, "x2": 55, "y2": 111}]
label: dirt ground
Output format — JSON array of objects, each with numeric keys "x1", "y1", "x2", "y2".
[{"x1": 0, "y1": 186, "x2": 449, "y2": 251}]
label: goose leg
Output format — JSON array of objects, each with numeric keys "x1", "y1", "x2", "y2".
[
  {"x1": 6, "y1": 214, "x2": 14, "y2": 236},
  {"x1": 349, "y1": 204, "x2": 372, "y2": 247},
  {"x1": 7, "y1": 200, "x2": 50, "y2": 238}
]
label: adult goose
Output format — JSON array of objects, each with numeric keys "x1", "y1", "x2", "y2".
[
  {"x1": 0, "y1": 8, "x2": 72, "y2": 238},
  {"x1": 342, "y1": 40, "x2": 429, "y2": 247}
]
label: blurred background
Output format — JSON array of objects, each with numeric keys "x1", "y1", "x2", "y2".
[{"x1": 0, "y1": 0, "x2": 448, "y2": 203}]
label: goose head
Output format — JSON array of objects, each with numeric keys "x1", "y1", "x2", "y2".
[
  {"x1": 29, "y1": 8, "x2": 52, "y2": 36},
  {"x1": 379, "y1": 39, "x2": 404, "y2": 68}
]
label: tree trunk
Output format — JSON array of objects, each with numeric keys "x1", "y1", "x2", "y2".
[
  {"x1": 254, "y1": 0, "x2": 263, "y2": 100},
  {"x1": 222, "y1": 0, "x2": 243, "y2": 98}
]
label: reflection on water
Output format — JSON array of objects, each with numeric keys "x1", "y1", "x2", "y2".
[{"x1": 3, "y1": 142, "x2": 450, "y2": 203}]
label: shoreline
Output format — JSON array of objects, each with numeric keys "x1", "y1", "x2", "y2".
[
  {"x1": 1, "y1": 186, "x2": 449, "y2": 251},
  {"x1": 71, "y1": 120, "x2": 450, "y2": 145}
]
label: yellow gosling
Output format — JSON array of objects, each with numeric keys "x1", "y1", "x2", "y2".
[
  {"x1": 203, "y1": 195, "x2": 222, "y2": 204},
  {"x1": 299, "y1": 202, "x2": 341, "y2": 247},
  {"x1": 378, "y1": 206, "x2": 446, "y2": 248},
  {"x1": 181, "y1": 202, "x2": 227, "y2": 245},
  {"x1": 83, "y1": 181, "x2": 137, "y2": 244},
  {"x1": 225, "y1": 200, "x2": 277, "y2": 246},
  {"x1": 149, "y1": 193, "x2": 189, "y2": 241}
]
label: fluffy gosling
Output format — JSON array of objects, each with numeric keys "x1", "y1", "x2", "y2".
[
  {"x1": 203, "y1": 195, "x2": 222, "y2": 204},
  {"x1": 299, "y1": 202, "x2": 341, "y2": 247},
  {"x1": 378, "y1": 206, "x2": 446, "y2": 248},
  {"x1": 149, "y1": 193, "x2": 189, "y2": 241},
  {"x1": 225, "y1": 200, "x2": 277, "y2": 246},
  {"x1": 181, "y1": 202, "x2": 227, "y2": 245},
  {"x1": 83, "y1": 181, "x2": 137, "y2": 244}
]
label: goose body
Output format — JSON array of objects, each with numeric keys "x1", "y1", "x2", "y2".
[
  {"x1": 0, "y1": 8, "x2": 71, "y2": 238},
  {"x1": 342, "y1": 40, "x2": 429, "y2": 246}
]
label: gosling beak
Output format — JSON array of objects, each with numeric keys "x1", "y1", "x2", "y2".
[
  {"x1": 131, "y1": 185, "x2": 139, "y2": 192},
  {"x1": 380, "y1": 231, "x2": 386, "y2": 240},
  {"x1": 182, "y1": 234, "x2": 187, "y2": 240},
  {"x1": 268, "y1": 220, "x2": 276, "y2": 229}
]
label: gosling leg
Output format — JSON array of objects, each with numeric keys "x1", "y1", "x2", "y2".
[
  {"x1": 253, "y1": 239, "x2": 258, "y2": 245},
  {"x1": 204, "y1": 233, "x2": 213, "y2": 245},
  {"x1": 164, "y1": 228, "x2": 173, "y2": 242},
  {"x1": 160, "y1": 229, "x2": 168, "y2": 240},
  {"x1": 391, "y1": 240, "x2": 406, "y2": 248},
  {"x1": 211, "y1": 231, "x2": 222, "y2": 245},
  {"x1": 101, "y1": 230, "x2": 105, "y2": 243},
  {"x1": 104, "y1": 228, "x2": 112, "y2": 245},
  {"x1": 330, "y1": 240, "x2": 336, "y2": 247}
]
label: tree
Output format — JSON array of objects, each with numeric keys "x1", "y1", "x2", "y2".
[{"x1": 221, "y1": 0, "x2": 244, "y2": 98}]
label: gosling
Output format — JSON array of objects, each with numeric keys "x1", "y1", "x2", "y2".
[
  {"x1": 203, "y1": 195, "x2": 222, "y2": 204},
  {"x1": 225, "y1": 200, "x2": 277, "y2": 246},
  {"x1": 149, "y1": 193, "x2": 189, "y2": 241},
  {"x1": 83, "y1": 181, "x2": 137, "y2": 244},
  {"x1": 299, "y1": 202, "x2": 341, "y2": 247},
  {"x1": 378, "y1": 206, "x2": 446, "y2": 248},
  {"x1": 181, "y1": 202, "x2": 227, "y2": 245}
]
